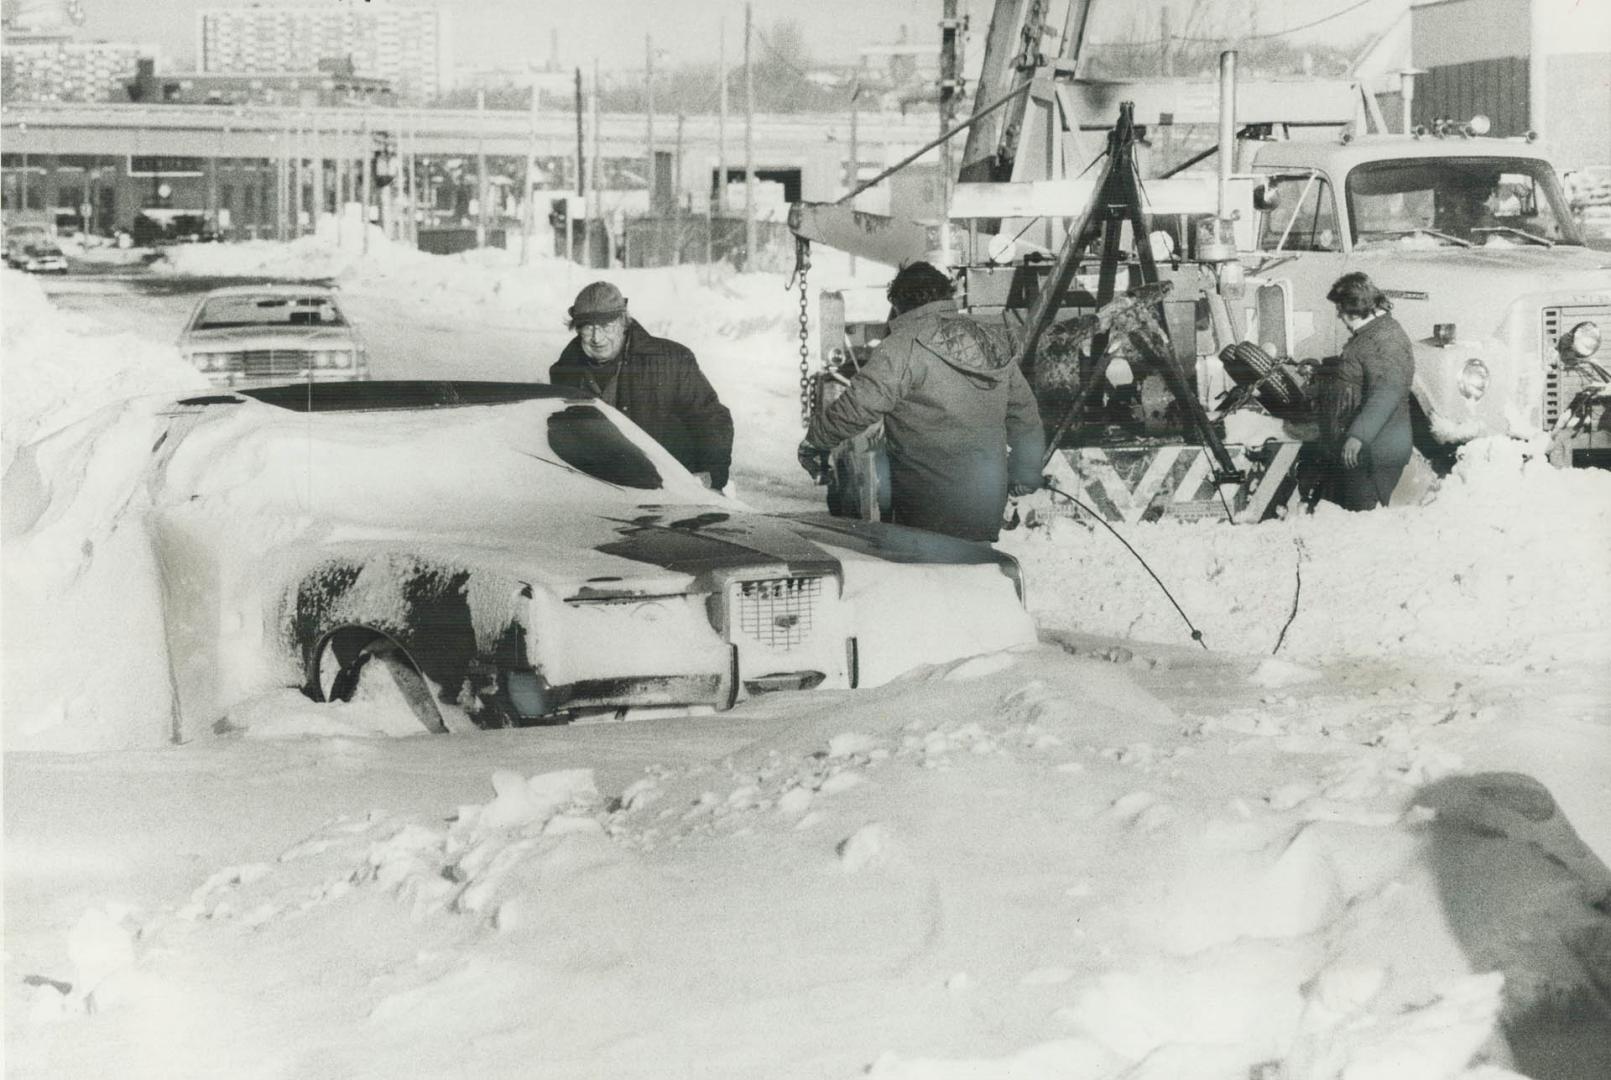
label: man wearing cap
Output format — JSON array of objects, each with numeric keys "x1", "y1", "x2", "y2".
[{"x1": 550, "y1": 281, "x2": 734, "y2": 490}]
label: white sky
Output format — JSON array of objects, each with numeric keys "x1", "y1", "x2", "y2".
[{"x1": 49, "y1": 0, "x2": 1414, "y2": 72}]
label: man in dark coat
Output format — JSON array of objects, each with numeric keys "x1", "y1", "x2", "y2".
[
  {"x1": 1319, "y1": 271, "x2": 1415, "y2": 510},
  {"x1": 798, "y1": 262, "x2": 1046, "y2": 542},
  {"x1": 549, "y1": 281, "x2": 734, "y2": 490}
]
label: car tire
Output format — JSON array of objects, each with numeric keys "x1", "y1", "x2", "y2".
[{"x1": 321, "y1": 637, "x2": 449, "y2": 734}]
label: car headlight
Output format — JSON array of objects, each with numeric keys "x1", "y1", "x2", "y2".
[
  {"x1": 316, "y1": 350, "x2": 353, "y2": 369},
  {"x1": 188, "y1": 352, "x2": 216, "y2": 371},
  {"x1": 1458, "y1": 358, "x2": 1490, "y2": 401},
  {"x1": 1560, "y1": 321, "x2": 1601, "y2": 361}
]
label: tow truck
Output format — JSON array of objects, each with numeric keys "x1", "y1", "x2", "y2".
[{"x1": 786, "y1": 0, "x2": 1611, "y2": 525}]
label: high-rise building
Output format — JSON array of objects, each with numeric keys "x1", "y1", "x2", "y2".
[{"x1": 197, "y1": 1, "x2": 453, "y2": 103}]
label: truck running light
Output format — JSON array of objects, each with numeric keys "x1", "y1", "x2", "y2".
[{"x1": 1458, "y1": 358, "x2": 1490, "y2": 401}]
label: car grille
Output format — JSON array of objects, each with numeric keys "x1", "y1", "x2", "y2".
[
  {"x1": 229, "y1": 350, "x2": 318, "y2": 377},
  {"x1": 731, "y1": 576, "x2": 822, "y2": 653},
  {"x1": 1542, "y1": 305, "x2": 1610, "y2": 427}
]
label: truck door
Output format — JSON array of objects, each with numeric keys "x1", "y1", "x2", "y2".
[{"x1": 1254, "y1": 170, "x2": 1347, "y2": 360}]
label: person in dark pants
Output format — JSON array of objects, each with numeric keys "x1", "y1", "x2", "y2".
[
  {"x1": 1318, "y1": 271, "x2": 1415, "y2": 510},
  {"x1": 549, "y1": 281, "x2": 734, "y2": 490},
  {"x1": 797, "y1": 262, "x2": 1045, "y2": 542}
]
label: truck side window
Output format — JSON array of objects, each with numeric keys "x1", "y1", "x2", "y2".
[{"x1": 1258, "y1": 175, "x2": 1341, "y2": 253}]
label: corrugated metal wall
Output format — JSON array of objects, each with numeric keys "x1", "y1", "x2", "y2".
[{"x1": 1413, "y1": 56, "x2": 1532, "y2": 136}]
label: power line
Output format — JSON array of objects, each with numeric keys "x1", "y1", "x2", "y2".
[{"x1": 1087, "y1": 0, "x2": 1379, "y2": 49}]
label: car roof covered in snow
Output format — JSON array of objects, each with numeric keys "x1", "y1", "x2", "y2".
[{"x1": 177, "y1": 380, "x2": 591, "y2": 413}]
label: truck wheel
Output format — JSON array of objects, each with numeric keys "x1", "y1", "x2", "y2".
[{"x1": 1219, "y1": 342, "x2": 1306, "y2": 418}]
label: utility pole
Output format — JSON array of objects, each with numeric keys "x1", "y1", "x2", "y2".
[
  {"x1": 291, "y1": 125, "x2": 304, "y2": 238},
  {"x1": 646, "y1": 33, "x2": 656, "y2": 214},
  {"x1": 939, "y1": 0, "x2": 961, "y2": 263},
  {"x1": 848, "y1": 85, "x2": 860, "y2": 273},
  {"x1": 591, "y1": 57, "x2": 603, "y2": 268},
  {"x1": 279, "y1": 122, "x2": 291, "y2": 242},
  {"x1": 574, "y1": 65, "x2": 585, "y2": 262},
  {"x1": 360, "y1": 115, "x2": 371, "y2": 253},
  {"x1": 1160, "y1": 5, "x2": 1174, "y2": 77},
  {"x1": 674, "y1": 112, "x2": 685, "y2": 265},
  {"x1": 743, "y1": 1, "x2": 756, "y2": 268},
  {"x1": 717, "y1": 17, "x2": 728, "y2": 217},
  {"x1": 523, "y1": 69, "x2": 540, "y2": 264},
  {"x1": 476, "y1": 89, "x2": 488, "y2": 248}
]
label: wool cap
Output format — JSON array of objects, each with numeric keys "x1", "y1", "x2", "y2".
[{"x1": 569, "y1": 281, "x2": 628, "y2": 325}]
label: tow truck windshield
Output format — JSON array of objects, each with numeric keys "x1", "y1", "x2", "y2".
[{"x1": 1346, "y1": 156, "x2": 1584, "y2": 249}]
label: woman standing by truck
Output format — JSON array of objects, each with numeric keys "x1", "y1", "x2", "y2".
[{"x1": 1319, "y1": 272, "x2": 1416, "y2": 511}]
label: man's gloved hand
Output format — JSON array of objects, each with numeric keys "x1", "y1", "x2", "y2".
[
  {"x1": 1007, "y1": 477, "x2": 1044, "y2": 498},
  {"x1": 797, "y1": 440, "x2": 831, "y2": 485},
  {"x1": 707, "y1": 468, "x2": 730, "y2": 491}
]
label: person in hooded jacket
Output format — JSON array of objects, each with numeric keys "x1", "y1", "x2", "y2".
[
  {"x1": 550, "y1": 281, "x2": 734, "y2": 490},
  {"x1": 798, "y1": 262, "x2": 1046, "y2": 542},
  {"x1": 1316, "y1": 271, "x2": 1415, "y2": 510}
]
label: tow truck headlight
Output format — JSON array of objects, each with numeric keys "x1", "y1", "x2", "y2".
[
  {"x1": 1560, "y1": 321, "x2": 1601, "y2": 361},
  {"x1": 1458, "y1": 358, "x2": 1490, "y2": 400}
]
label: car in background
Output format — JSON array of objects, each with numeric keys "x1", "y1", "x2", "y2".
[
  {"x1": 121, "y1": 381, "x2": 1035, "y2": 734},
  {"x1": 177, "y1": 284, "x2": 369, "y2": 387},
  {"x1": 4, "y1": 224, "x2": 51, "y2": 267},
  {"x1": 17, "y1": 242, "x2": 68, "y2": 274}
]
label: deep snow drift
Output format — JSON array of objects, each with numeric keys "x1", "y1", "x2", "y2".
[{"x1": 4, "y1": 232, "x2": 1609, "y2": 1080}]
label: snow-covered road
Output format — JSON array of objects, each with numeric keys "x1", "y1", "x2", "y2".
[{"x1": 5, "y1": 236, "x2": 1609, "y2": 1080}]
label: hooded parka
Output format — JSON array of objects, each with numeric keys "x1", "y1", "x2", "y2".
[{"x1": 806, "y1": 298, "x2": 1046, "y2": 542}]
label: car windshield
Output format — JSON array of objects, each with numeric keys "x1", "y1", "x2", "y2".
[
  {"x1": 196, "y1": 294, "x2": 347, "y2": 330},
  {"x1": 546, "y1": 404, "x2": 663, "y2": 489},
  {"x1": 1347, "y1": 156, "x2": 1583, "y2": 248}
]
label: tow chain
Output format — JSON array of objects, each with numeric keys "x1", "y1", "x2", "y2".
[{"x1": 791, "y1": 237, "x2": 814, "y2": 427}]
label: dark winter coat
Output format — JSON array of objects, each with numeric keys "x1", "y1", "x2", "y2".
[
  {"x1": 1321, "y1": 312, "x2": 1415, "y2": 510},
  {"x1": 550, "y1": 320, "x2": 734, "y2": 488},
  {"x1": 806, "y1": 298, "x2": 1046, "y2": 542}
]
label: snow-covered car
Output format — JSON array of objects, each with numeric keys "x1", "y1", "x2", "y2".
[
  {"x1": 143, "y1": 381, "x2": 1035, "y2": 733},
  {"x1": 177, "y1": 284, "x2": 369, "y2": 387},
  {"x1": 17, "y1": 242, "x2": 68, "y2": 274}
]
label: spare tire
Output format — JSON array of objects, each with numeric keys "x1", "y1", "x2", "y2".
[{"x1": 1219, "y1": 342, "x2": 1308, "y2": 420}]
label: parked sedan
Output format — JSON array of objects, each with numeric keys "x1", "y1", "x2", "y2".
[
  {"x1": 18, "y1": 242, "x2": 68, "y2": 274},
  {"x1": 134, "y1": 381, "x2": 1036, "y2": 734},
  {"x1": 178, "y1": 284, "x2": 369, "y2": 387}
]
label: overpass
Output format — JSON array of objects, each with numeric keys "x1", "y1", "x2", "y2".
[{"x1": 1, "y1": 100, "x2": 941, "y2": 241}]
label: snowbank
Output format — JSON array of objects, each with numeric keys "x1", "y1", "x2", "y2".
[
  {"x1": 1004, "y1": 440, "x2": 1611, "y2": 667},
  {"x1": 1, "y1": 269, "x2": 207, "y2": 472}
]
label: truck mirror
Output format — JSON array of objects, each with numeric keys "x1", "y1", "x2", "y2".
[{"x1": 1254, "y1": 184, "x2": 1281, "y2": 212}]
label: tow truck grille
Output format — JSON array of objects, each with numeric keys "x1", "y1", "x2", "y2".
[
  {"x1": 230, "y1": 350, "x2": 318, "y2": 378},
  {"x1": 731, "y1": 576, "x2": 822, "y2": 653},
  {"x1": 1542, "y1": 306, "x2": 1610, "y2": 427}
]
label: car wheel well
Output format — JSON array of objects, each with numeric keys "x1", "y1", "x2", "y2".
[{"x1": 311, "y1": 626, "x2": 450, "y2": 728}]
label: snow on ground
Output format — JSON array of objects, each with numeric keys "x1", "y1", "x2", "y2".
[{"x1": 5, "y1": 233, "x2": 1610, "y2": 1079}]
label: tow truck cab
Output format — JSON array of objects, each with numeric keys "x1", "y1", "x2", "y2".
[{"x1": 1245, "y1": 136, "x2": 1611, "y2": 462}]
